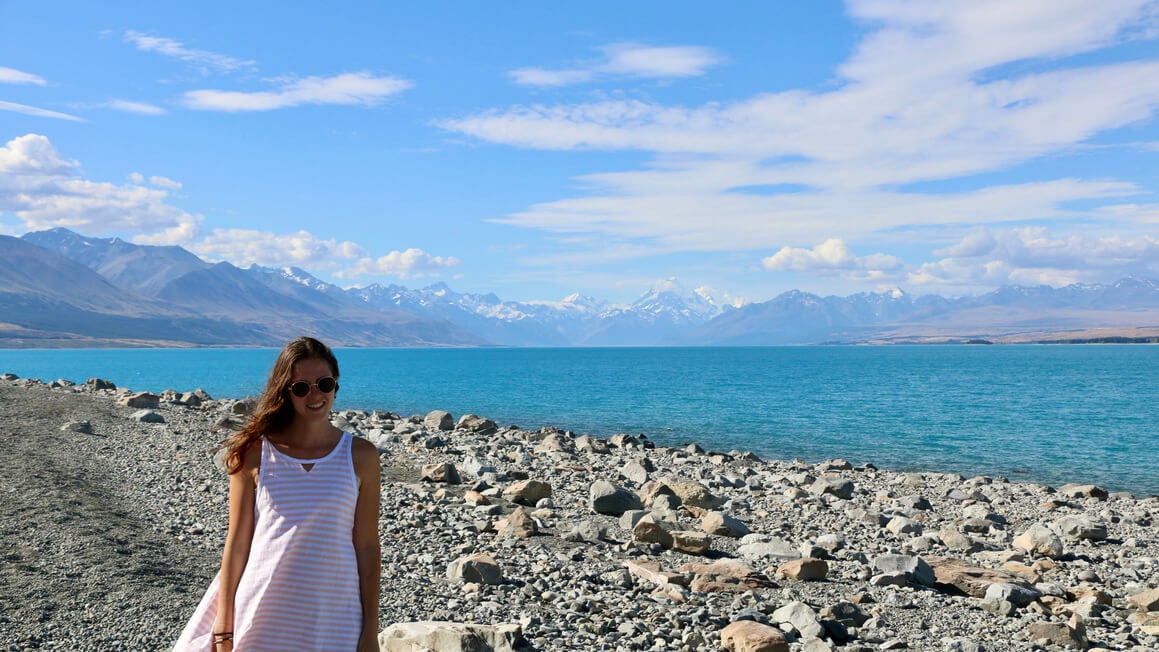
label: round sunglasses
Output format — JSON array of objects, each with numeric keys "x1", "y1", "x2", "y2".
[{"x1": 287, "y1": 376, "x2": 338, "y2": 397}]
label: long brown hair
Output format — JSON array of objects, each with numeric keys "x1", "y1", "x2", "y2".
[{"x1": 224, "y1": 337, "x2": 340, "y2": 474}]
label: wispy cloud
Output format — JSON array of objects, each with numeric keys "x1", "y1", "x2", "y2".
[
  {"x1": 441, "y1": 1, "x2": 1159, "y2": 290},
  {"x1": 123, "y1": 30, "x2": 255, "y2": 73},
  {"x1": 0, "y1": 66, "x2": 46, "y2": 85},
  {"x1": 510, "y1": 42, "x2": 724, "y2": 87},
  {"x1": 104, "y1": 99, "x2": 167, "y2": 115},
  {"x1": 0, "y1": 100, "x2": 84, "y2": 121},
  {"x1": 184, "y1": 72, "x2": 413, "y2": 112}
]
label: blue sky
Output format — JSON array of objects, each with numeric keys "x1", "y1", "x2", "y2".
[{"x1": 2, "y1": 1, "x2": 1157, "y2": 304}]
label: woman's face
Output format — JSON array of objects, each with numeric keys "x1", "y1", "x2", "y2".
[{"x1": 287, "y1": 357, "x2": 338, "y2": 424}]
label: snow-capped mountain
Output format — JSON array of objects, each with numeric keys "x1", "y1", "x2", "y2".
[{"x1": 8, "y1": 228, "x2": 1159, "y2": 347}]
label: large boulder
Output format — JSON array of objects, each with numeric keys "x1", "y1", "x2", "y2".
[
  {"x1": 1128, "y1": 587, "x2": 1159, "y2": 612},
  {"x1": 1012, "y1": 524, "x2": 1064, "y2": 559},
  {"x1": 872, "y1": 554, "x2": 936, "y2": 587},
  {"x1": 420, "y1": 463, "x2": 461, "y2": 484},
  {"x1": 701, "y1": 511, "x2": 752, "y2": 538},
  {"x1": 664, "y1": 478, "x2": 724, "y2": 510},
  {"x1": 446, "y1": 553, "x2": 503, "y2": 585},
  {"x1": 503, "y1": 480, "x2": 552, "y2": 506},
  {"x1": 423, "y1": 410, "x2": 454, "y2": 431},
  {"x1": 118, "y1": 392, "x2": 160, "y2": 409},
  {"x1": 456, "y1": 414, "x2": 497, "y2": 434},
  {"x1": 1052, "y1": 515, "x2": 1108, "y2": 541},
  {"x1": 495, "y1": 507, "x2": 538, "y2": 538},
  {"x1": 927, "y1": 557, "x2": 1038, "y2": 598},
  {"x1": 590, "y1": 480, "x2": 644, "y2": 515},
  {"x1": 809, "y1": 476, "x2": 854, "y2": 500},
  {"x1": 379, "y1": 622, "x2": 522, "y2": 652}
]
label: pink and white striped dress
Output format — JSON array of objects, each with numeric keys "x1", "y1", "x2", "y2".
[{"x1": 174, "y1": 432, "x2": 362, "y2": 651}]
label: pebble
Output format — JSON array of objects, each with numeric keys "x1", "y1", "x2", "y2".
[{"x1": 2, "y1": 374, "x2": 1158, "y2": 651}]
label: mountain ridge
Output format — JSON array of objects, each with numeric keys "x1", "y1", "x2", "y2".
[{"x1": 5, "y1": 228, "x2": 1159, "y2": 347}]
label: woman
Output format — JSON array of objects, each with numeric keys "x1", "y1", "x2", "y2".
[{"x1": 174, "y1": 337, "x2": 381, "y2": 651}]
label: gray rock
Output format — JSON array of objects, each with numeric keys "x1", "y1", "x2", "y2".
[
  {"x1": 872, "y1": 554, "x2": 936, "y2": 587},
  {"x1": 809, "y1": 476, "x2": 854, "y2": 499},
  {"x1": 620, "y1": 459, "x2": 652, "y2": 485},
  {"x1": 562, "y1": 520, "x2": 606, "y2": 543},
  {"x1": 1053, "y1": 515, "x2": 1108, "y2": 541},
  {"x1": 983, "y1": 582, "x2": 1042, "y2": 607},
  {"x1": 737, "y1": 538, "x2": 801, "y2": 564},
  {"x1": 60, "y1": 420, "x2": 93, "y2": 434},
  {"x1": 589, "y1": 480, "x2": 644, "y2": 516},
  {"x1": 772, "y1": 600, "x2": 823, "y2": 639},
  {"x1": 131, "y1": 409, "x2": 165, "y2": 424},
  {"x1": 423, "y1": 410, "x2": 454, "y2": 431}
]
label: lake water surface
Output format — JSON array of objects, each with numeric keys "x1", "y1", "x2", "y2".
[{"x1": 3, "y1": 345, "x2": 1156, "y2": 495}]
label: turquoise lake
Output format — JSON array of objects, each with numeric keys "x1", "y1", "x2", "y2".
[{"x1": 2, "y1": 345, "x2": 1156, "y2": 495}]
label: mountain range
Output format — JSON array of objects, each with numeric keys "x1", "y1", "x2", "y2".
[{"x1": 3, "y1": 228, "x2": 1159, "y2": 347}]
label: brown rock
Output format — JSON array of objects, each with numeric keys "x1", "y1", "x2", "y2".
[
  {"x1": 720, "y1": 620, "x2": 789, "y2": 652},
  {"x1": 623, "y1": 560, "x2": 690, "y2": 587},
  {"x1": 633, "y1": 517, "x2": 674, "y2": 548},
  {"x1": 670, "y1": 530, "x2": 711, "y2": 555},
  {"x1": 1069, "y1": 585, "x2": 1113, "y2": 606},
  {"x1": 776, "y1": 557, "x2": 828, "y2": 581},
  {"x1": 420, "y1": 463, "x2": 461, "y2": 484},
  {"x1": 1027, "y1": 615, "x2": 1088, "y2": 649},
  {"x1": 679, "y1": 559, "x2": 775, "y2": 594},
  {"x1": 502, "y1": 479, "x2": 552, "y2": 505},
  {"x1": 999, "y1": 562, "x2": 1040, "y2": 583},
  {"x1": 495, "y1": 507, "x2": 538, "y2": 538},
  {"x1": 1128, "y1": 586, "x2": 1159, "y2": 612},
  {"x1": 664, "y1": 478, "x2": 725, "y2": 509},
  {"x1": 927, "y1": 557, "x2": 1037, "y2": 598},
  {"x1": 118, "y1": 392, "x2": 160, "y2": 409}
]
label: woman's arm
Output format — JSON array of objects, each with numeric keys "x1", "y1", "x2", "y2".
[
  {"x1": 351, "y1": 437, "x2": 382, "y2": 652},
  {"x1": 213, "y1": 444, "x2": 260, "y2": 650}
]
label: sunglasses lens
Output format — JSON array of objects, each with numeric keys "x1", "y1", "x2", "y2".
[
  {"x1": 289, "y1": 381, "x2": 310, "y2": 397},
  {"x1": 317, "y1": 377, "x2": 336, "y2": 393}
]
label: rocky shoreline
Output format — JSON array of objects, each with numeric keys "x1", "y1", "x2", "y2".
[{"x1": 1, "y1": 373, "x2": 1157, "y2": 652}]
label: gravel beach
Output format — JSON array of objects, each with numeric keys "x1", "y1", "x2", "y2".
[{"x1": 2, "y1": 374, "x2": 1157, "y2": 652}]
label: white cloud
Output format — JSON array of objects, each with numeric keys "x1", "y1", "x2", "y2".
[
  {"x1": 911, "y1": 226, "x2": 1159, "y2": 288},
  {"x1": 0, "y1": 100, "x2": 84, "y2": 121},
  {"x1": 763, "y1": 238, "x2": 904, "y2": 278},
  {"x1": 184, "y1": 72, "x2": 413, "y2": 112},
  {"x1": 0, "y1": 133, "x2": 201, "y2": 237},
  {"x1": 338, "y1": 249, "x2": 461, "y2": 280},
  {"x1": 188, "y1": 229, "x2": 365, "y2": 268},
  {"x1": 104, "y1": 99, "x2": 167, "y2": 115},
  {"x1": 0, "y1": 66, "x2": 46, "y2": 85},
  {"x1": 510, "y1": 42, "x2": 724, "y2": 87},
  {"x1": 127, "y1": 172, "x2": 145, "y2": 184},
  {"x1": 123, "y1": 30, "x2": 255, "y2": 73},
  {"x1": 149, "y1": 175, "x2": 182, "y2": 190}
]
